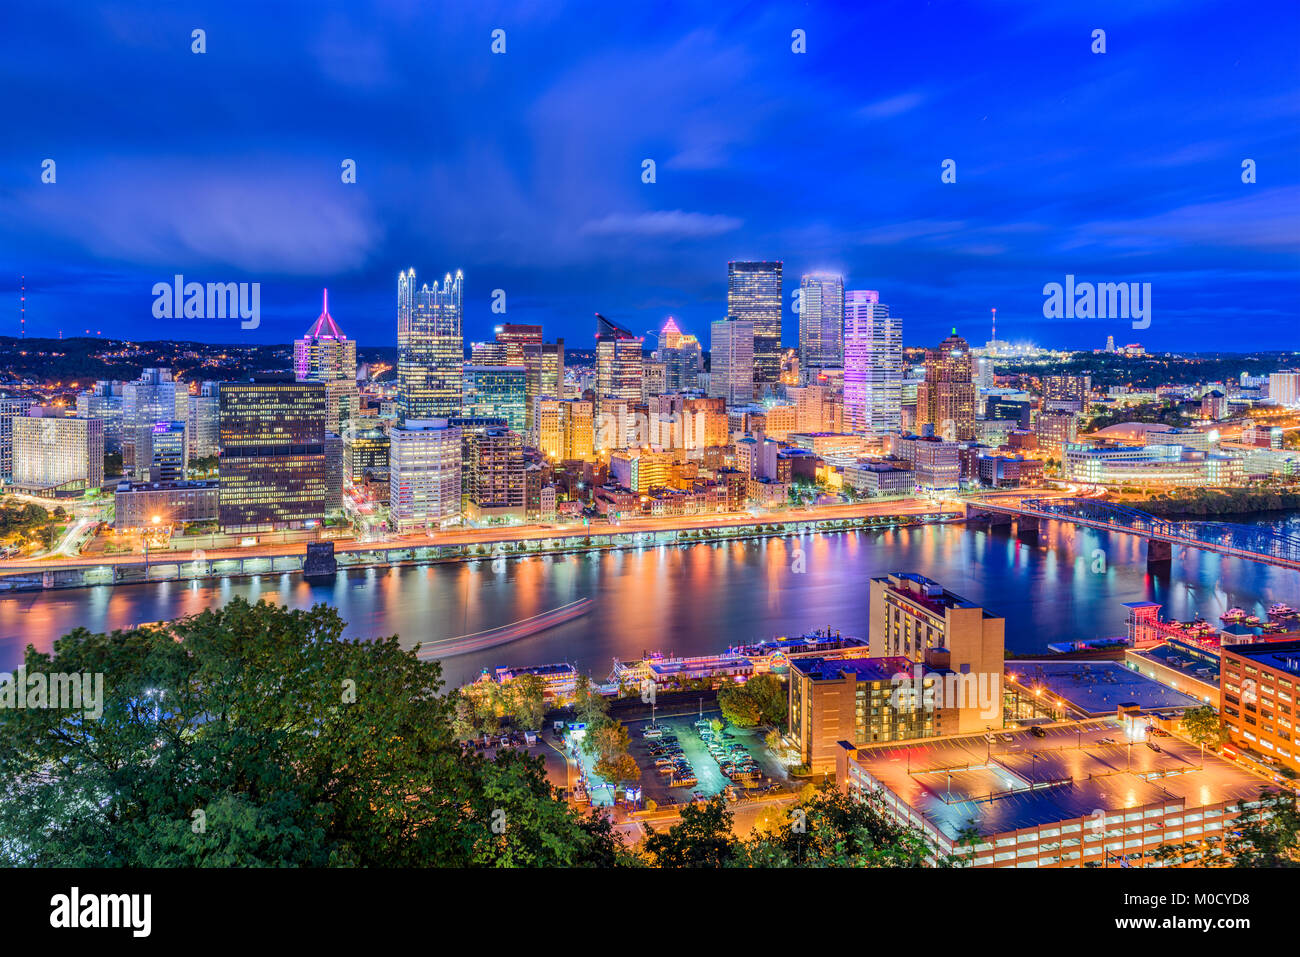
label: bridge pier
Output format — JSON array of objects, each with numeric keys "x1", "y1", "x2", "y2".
[
  {"x1": 965, "y1": 504, "x2": 1013, "y2": 528},
  {"x1": 1146, "y1": 538, "x2": 1172, "y2": 569},
  {"x1": 1016, "y1": 517, "x2": 1046, "y2": 545}
]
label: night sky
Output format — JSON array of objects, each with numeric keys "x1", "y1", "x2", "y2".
[{"x1": 2, "y1": 0, "x2": 1298, "y2": 352}]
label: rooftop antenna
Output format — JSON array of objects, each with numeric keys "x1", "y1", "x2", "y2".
[
  {"x1": 19, "y1": 275, "x2": 25, "y2": 338},
  {"x1": 991, "y1": 306, "x2": 996, "y2": 343}
]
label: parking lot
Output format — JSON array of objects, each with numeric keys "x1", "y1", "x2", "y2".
[{"x1": 623, "y1": 711, "x2": 789, "y2": 806}]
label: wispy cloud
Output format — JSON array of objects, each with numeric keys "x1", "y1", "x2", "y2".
[{"x1": 578, "y1": 210, "x2": 742, "y2": 239}]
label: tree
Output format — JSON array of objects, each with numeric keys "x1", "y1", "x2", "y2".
[
  {"x1": 583, "y1": 718, "x2": 640, "y2": 785},
  {"x1": 1220, "y1": 790, "x2": 1300, "y2": 867},
  {"x1": 501, "y1": 673, "x2": 546, "y2": 730},
  {"x1": 1181, "y1": 706, "x2": 1227, "y2": 748},
  {"x1": 0, "y1": 597, "x2": 630, "y2": 867},
  {"x1": 718, "y1": 673, "x2": 788, "y2": 730},
  {"x1": 643, "y1": 797, "x2": 738, "y2": 868},
  {"x1": 741, "y1": 788, "x2": 941, "y2": 867},
  {"x1": 572, "y1": 674, "x2": 608, "y2": 728}
]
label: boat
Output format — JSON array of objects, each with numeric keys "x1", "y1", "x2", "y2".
[
  {"x1": 415, "y1": 599, "x2": 593, "y2": 659},
  {"x1": 1220, "y1": 607, "x2": 1248, "y2": 622},
  {"x1": 1268, "y1": 603, "x2": 1297, "y2": 620},
  {"x1": 1245, "y1": 615, "x2": 1262, "y2": 626}
]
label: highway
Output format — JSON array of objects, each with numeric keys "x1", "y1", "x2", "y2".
[{"x1": 0, "y1": 487, "x2": 1067, "y2": 575}]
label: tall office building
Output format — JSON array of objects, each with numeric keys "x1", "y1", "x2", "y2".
[
  {"x1": 389, "y1": 419, "x2": 462, "y2": 530},
  {"x1": 540, "y1": 340, "x2": 565, "y2": 401},
  {"x1": 150, "y1": 421, "x2": 188, "y2": 483},
  {"x1": 727, "y1": 261, "x2": 782, "y2": 395},
  {"x1": 462, "y1": 365, "x2": 527, "y2": 431},
  {"x1": 843, "y1": 291, "x2": 901, "y2": 434},
  {"x1": 799, "y1": 273, "x2": 844, "y2": 378},
  {"x1": 75, "y1": 382, "x2": 124, "y2": 455},
  {"x1": 186, "y1": 382, "x2": 220, "y2": 459},
  {"x1": 12, "y1": 416, "x2": 104, "y2": 494},
  {"x1": 218, "y1": 376, "x2": 328, "y2": 533},
  {"x1": 0, "y1": 395, "x2": 38, "y2": 479},
  {"x1": 595, "y1": 314, "x2": 643, "y2": 402},
  {"x1": 465, "y1": 427, "x2": 525, "y2": 521},
  {"x1": 398, "y1": 269, "x2": 463, "y2": 420},
  {"x1": 493, "y1": 324, "x2": 543, "y2": 431},
  {"x1": 916, "y1": 330, "x2": 976, "y2": 441},
  {"x1": 536, "y1": 398, "x2": 595, "y2": 461},
  {"x1": 122, "y1": 368, "x2": 178, "y2": 479},
  {"x1": 295, "y1": 289, "x2": 359, "y2": 432},
  {"x1": 709, "y1": 319, "x2": 755, "y2": 407},
  {"x1": 1268, "y1": 372, "x2": 1300, "y2": 408}
]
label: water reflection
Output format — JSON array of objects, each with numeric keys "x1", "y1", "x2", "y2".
[{"x1": 1, "y1": 518, "x2": 1297, "y2": 688}]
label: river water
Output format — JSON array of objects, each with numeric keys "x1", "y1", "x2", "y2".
[{"x1": 2, "y1": 514, "x2": 1297, "y2": 688}]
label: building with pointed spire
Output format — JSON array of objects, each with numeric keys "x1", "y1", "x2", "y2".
[{"x1": 294, "y1": 289, "x2": 359, "y2": 432}]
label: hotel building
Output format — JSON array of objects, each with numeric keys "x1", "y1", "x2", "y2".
[{"x1": 12, "y1": 415, "x2": 104, "y2": 495}]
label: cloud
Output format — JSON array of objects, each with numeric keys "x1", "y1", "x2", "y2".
[
  {"x1": 857, "y1": 92, "x2": 927, "y2": 120},
  {"x1": 578, "y1": 210, "x2": 743, "y2": 239}
]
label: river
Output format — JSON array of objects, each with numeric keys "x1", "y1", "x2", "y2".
[{"x1": 2, "y1": 514, "x2": 1297, "y2": 688}]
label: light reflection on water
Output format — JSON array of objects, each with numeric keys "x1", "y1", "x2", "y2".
[{"x1": 2, "y1": 518, "x2": 1297, "y2": 688}]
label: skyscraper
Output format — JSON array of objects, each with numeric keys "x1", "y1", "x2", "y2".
[
  {"x1": 122, "y1": 368, "x2": 177, "y2": 479},
  {"x1": 843, "y1": 291, "x2": 901, "y2": 434},
  {"x1": 727, "y1": 261, "x2": 782, "y2": 395},
  {"x1": 494, "y1": 324, "x2": 544, "y2": 431},
  {"x1": 709, "y1": 318, "x2": 755, "y2": 407},
  {"x1": 462, "y1": 364, "x2": 527, "y2": 431},
  {"x1": 799, "y1": 273, "x2": 844, "y2": 378},
  {"x1": 218, "y1": 376, "x2": 328, "y2": 532},
  {"x1": 389, "y1": 419, "x2": 462, "y2": 531},
  {"x1": 916, "y1": 330, "x2": 976, "y2": 441},
  {"x1": 398, "y1": 269, "x2": 463, "y2": 420},
  {"x1": 595, "y1": 314, "x2": 643, "y2": 402},
  {"x1": 295, "y1": 289, "x2": 359, "y2": 433}
]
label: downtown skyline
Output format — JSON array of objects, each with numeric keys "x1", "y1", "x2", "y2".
[{"x1": 1, "y1": 1, "x2": 1297, "y2": 351}]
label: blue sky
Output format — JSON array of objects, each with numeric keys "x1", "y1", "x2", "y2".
[{"x1": 1, "y1": 0, "x2": 1297, "y2": 352}]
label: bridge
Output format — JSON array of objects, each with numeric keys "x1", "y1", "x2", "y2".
[{"x1": 965, "y1": 497, "x2": 1300, "y2": 571}]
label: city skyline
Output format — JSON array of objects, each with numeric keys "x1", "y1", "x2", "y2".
[{"x1": 2, "y1": 2, "x2": 1297, "y2": 351}]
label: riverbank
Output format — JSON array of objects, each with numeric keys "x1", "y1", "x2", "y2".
[
  {"x1": 1128, "y1": 487, "x2": 1300, "y2": 519},
  {"x1": 0, "y1": 509, "x2": 961, "y2": 592}
]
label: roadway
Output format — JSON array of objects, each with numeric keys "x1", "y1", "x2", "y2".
[{"x1": 0, "y1": 487, "x2": 1072, "y2": 574}]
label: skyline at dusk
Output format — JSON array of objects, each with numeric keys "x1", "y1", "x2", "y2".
[{"x1": 2, "y1": 1, "x2": 1298, "y2": 351}]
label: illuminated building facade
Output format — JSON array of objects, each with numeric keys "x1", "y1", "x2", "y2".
[
  {"x1": 462, "y1": 364, "x2": 527, "y2": 432},
  {"x1": 294, "y1": 289, "x2": 359, "y2": 432},
  {"x1": 916, "y1": 331, "x2": 976, "y2": 441},
  {"x1": 843, "y1": 290, "x2": 901, "y2": 434},
  {"x1": 727, "y1": 261, "x2": 782, "y2": 394},
  {"x1": 389, "y1": 419, "x2": 462, "y2": 530},
  {"x1": 595, "y1": 314, "x2": 643, "y2": 402},
  {"x1": 799, "y1": 273, "x2": 844, "y2": 377},
  {"x1": 398, "y1": 269, "x2": 463, "y2": 420},
  {"x1": 217, "y1": 377, "x2": 328, "y2": 533}
]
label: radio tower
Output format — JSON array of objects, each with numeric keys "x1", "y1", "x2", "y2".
[
  {"x1": 989, "y1": 306, "x2": 996, "y2": 355},
  {"x1": 19, "y1": 275, "x2": 25, "y2": 339}
]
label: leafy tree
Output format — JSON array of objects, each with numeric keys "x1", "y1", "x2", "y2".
[
  {"x1": 643, "y1": 797, "x2": 738, "y2": 868},
  {"x1": 583, "y1": 718, "x2": 640, "y2": 785},
  {"x1": 740, "y1": 788, "x2": 940, "y2": 867},
  {"x1": 572, "y1": 674, "x2": 608, "y2": 728},
  {"x1": 1220, "y1": 790, "x2": 1300, "y2": 867},
  {"x1": 0, "y1": 597, "x2": 628, "y2": 867},
  {"x1": 502, "y1": 673, "x2": 546, "y2": 730},
  {"x1": 1181, "y1": 706, "x2": 1227, "y2": 748},
  {"x1": 718, "y1": 673, "x2": 787, "y2": 730}
]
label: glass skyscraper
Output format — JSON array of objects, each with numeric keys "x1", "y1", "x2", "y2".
[
  {"x1": 727, "y1": 261, "x2": 782, "y2": 395},
  {"x1": 595, "y1": 314, "x2": 643, "y2": 402},
  {"x1": 843, "y1": 290, "x2": 901, "y2": 434},
  {"x1": 799, "y1": 273, "x2": 844, "y2": 378},
  {"x1": 398, "y1": 269, "x2": 463, "y2": 420},
  {"x1": 462, "y1": 364, "x2": 527, "y2": 432}
]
